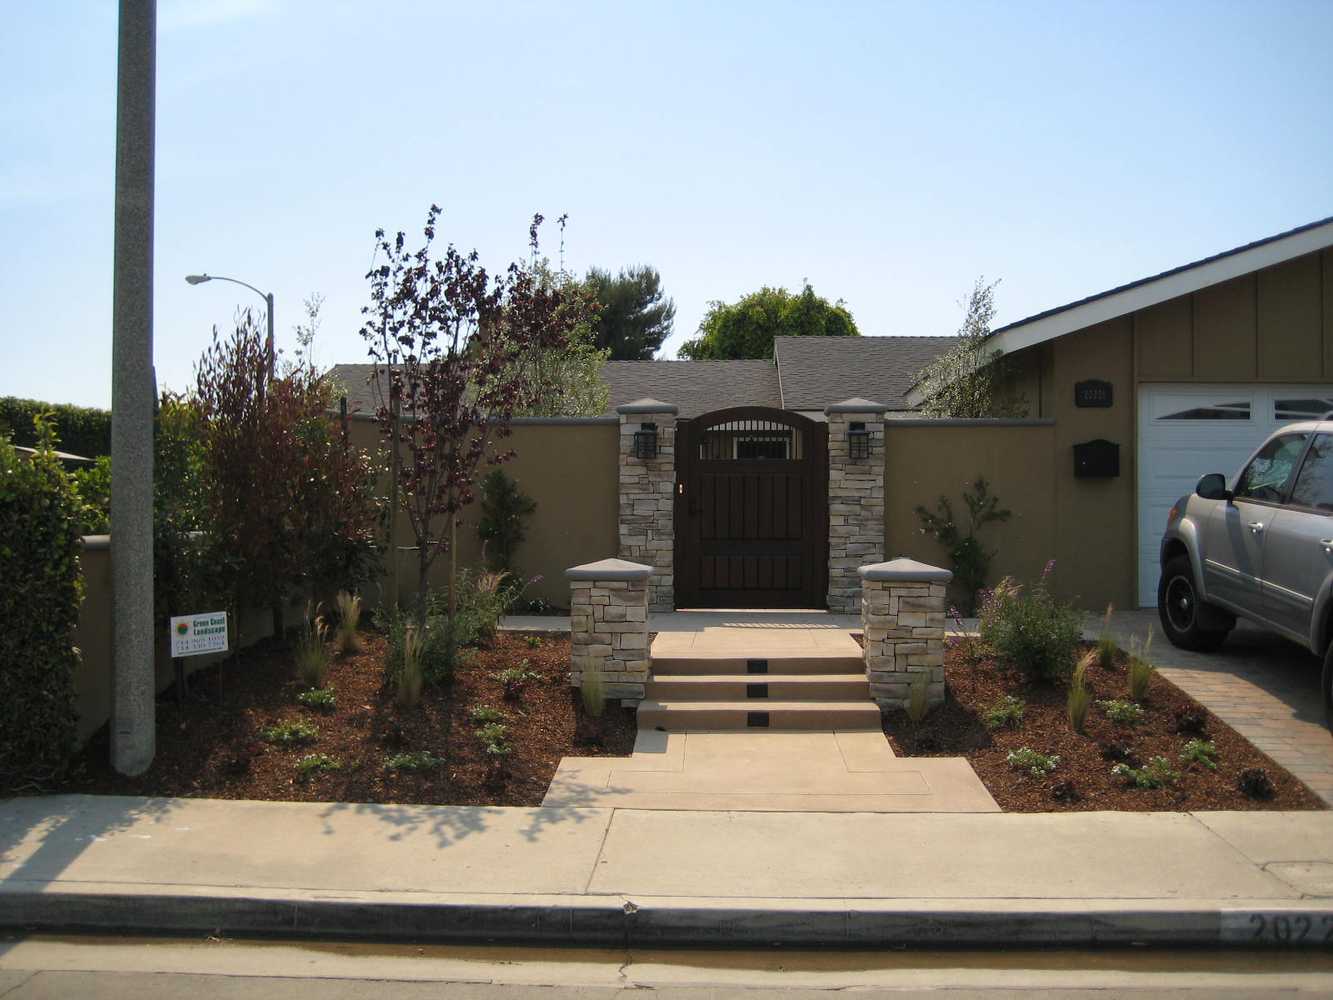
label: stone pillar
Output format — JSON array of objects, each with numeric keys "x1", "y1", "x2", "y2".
[
  {"x1": 616, "y1": 398, "x2": 677, "y2": 612},
  {"x1": 859, "y1": 558, "x2": 951, "y2": 711},
  {"x1": 567, "y1": 558, "x2": 652, "y2": 703},
  {"x1": 825, "y1": 398, "x2": 887, "y2": 613}
]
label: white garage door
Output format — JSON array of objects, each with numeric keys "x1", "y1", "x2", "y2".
[{"x1": 1136, "y1": 384, "x2": 1333, "y2": 607}]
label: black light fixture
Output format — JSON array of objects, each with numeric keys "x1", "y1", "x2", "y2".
[
  {"x1": 848, "y1": 421, "x2": 870, "y2": 460},
  {"x1": 633, "y1": 422, "x2": 659, "y2": 460}
]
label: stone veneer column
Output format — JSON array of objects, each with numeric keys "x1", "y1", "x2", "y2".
[
  {"x1": 825, "y1": 398, "x2": 887, "y2": 613},
  {"x1": 859, "y1": 558, "x2": 951, "y2": 710},
  {"x1": 616, "y1": 398, "x2": 677, "y2": 612},
  {"x1": 567, "y1": 558, "x2": 652, "y2": 703}
]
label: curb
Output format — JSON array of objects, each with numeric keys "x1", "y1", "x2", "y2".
[{"x1": 4, "y1": 888, "x2": 1333, "y2": 949}]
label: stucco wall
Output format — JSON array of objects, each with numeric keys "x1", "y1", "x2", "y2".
[
  {"x1": 347, "y1": 416, "x2": 619, "y2": 608},
  {"x1": 883, "y1": 421, "x2": 1058, "y2": 611}
]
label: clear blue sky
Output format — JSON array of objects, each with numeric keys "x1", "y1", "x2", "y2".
[{"x1": 3, "y1": 0, "x2": 1331, "y2": 409}]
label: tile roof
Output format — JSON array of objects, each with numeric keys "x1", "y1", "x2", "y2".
[
  {"x1": 601, "y1": 359, "x2": 780, "y2": 417},
  {"x1": 328, "y1": 335, "x2": 958, "y2": 420},
  {"x1": 773, "y1": 335, "x2": 957, "y2": 411}
]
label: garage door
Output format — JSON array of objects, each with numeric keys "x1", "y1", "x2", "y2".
[{"x1": 1136, "y1": 384, "x2": 1333, "y2": 607}]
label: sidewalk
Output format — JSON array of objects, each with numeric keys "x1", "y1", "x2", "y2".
[{"x1": 2, "y1": 794, "x2": 1331, "y2": 948}]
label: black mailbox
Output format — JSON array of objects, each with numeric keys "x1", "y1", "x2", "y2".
[{"x1": 1074, "y1": 439, "x2": 1119, "y2": 479}]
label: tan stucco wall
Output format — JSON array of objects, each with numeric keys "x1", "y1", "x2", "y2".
[
  {"x1": 347, "y1": 417, "x2": 619, "y2": 609},
  {"x1": 883, "y1": 422, "x2": 1057, "y2": 610},
  {"x1": 1000, "y1": 245, "x2": 1333, "y2": 610}
]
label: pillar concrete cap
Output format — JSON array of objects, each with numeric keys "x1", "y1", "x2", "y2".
[
  {"x1": 616, "y1": 398, "x2": 678, "y2": 415},
  {"x1": 825, "y1": 397, "x2": 889, "y2": 415},
  {"x1": 566, "y1": 558, "x2": 655, "y2": 581},
  {"x1": 858, "y1": 558, "x2": 953, "y2": 583}
]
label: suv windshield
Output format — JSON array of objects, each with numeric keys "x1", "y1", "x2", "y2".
[{"x1": 1234, "y1": 433, "x2": 1308, "y2": 503}]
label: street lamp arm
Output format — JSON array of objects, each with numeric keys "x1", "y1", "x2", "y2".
[{"x1": 195, "y1": 273, "x2": 271, "y2": 303}]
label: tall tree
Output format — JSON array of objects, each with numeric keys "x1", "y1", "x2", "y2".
[
  {"x1": 585, "y1": 265, "x2": 675, "y2": 360},
  {"x1": 361, "y1": 206, "x2": 591, "y2": 627},
  {"x1": 913, "y1": 277, "x2": 1026, "y2": 418},
  {"x1": 679, "y1": 282, "x2": 858, "y2": 360}
]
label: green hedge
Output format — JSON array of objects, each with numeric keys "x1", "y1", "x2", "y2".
[
  {"x1": 0, "y1": 396, "x2": 112, "y2": 458},
  {"x1": 0, "y1": 421, "x2": 83, "y2": 791}
]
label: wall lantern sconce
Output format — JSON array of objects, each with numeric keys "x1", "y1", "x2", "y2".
[
  {"x1": 633, "y1": 422, "x2": 659, "y2": 460},
  {"x1": 848, "y1": 422, "x2": 870, "y2": 460}
]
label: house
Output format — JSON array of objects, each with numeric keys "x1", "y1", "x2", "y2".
[{"x1": 329, "y1": 214, "x2": 1333, "y2": 616}]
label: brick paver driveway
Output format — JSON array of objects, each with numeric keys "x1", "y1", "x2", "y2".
[{"x1": 1093, "y1": 610, "x2": 1333, "y2": 806}]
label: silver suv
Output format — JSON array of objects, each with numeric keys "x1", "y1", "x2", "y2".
[{"x1": 1158, "y1": 418, "x2": 1333, "y2": 727}]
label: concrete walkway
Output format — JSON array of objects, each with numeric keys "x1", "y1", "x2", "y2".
[
  {"x1": 2, "y1": 795, "x2": 1333, "y2": 947},
  {"x1": 1092, "y1": 611, "x2": 1333, "y2": 807},
  {"x1": 543, "y1": 730, "x2": 998, "y2": 812}
]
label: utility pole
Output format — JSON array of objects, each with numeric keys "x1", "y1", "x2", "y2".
[{"x1": 111, "y1": 0, "x2": 156, "y2": 775}]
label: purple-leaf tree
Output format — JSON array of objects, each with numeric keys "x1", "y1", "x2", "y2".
[{"x1": 360, "y1": 205, "x2": 587, "y2": 629}]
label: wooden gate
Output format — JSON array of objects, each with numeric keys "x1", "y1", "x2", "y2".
[{"x1": 674, "y1": 407, "x2": 828, "y2": 609}]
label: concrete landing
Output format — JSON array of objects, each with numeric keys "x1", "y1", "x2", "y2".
[{"x1": 543, "y1": 730, "x2": 999, "y2": 812}]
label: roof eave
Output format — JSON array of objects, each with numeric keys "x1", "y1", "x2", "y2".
[{"x1": 988, "y1": 216, "x2": 1333, "y2": 358}]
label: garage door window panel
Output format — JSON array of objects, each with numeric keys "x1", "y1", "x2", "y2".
[{"x1": 1158, "y1": 401, "x2": 1251, "y2": 421}]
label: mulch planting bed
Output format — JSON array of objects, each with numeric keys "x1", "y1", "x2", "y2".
[
  {"x1": 59, "y1": 631, "x2": 635, "y2": 807},
  {"x1": 882, "y1": 639, "x2": 1326, "y2": 812}
]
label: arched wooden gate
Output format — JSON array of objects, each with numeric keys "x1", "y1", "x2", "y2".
[{"x1": 674, "y1": 407, "x2": 828, "y2": 608}]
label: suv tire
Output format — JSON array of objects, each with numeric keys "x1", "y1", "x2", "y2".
[
  {"x1": 1158, "y1": 555, "x2": 1230, "y2": 652},
  {"x1": 1322, "y1": 643, "x2": 1333, "y2": 733}
]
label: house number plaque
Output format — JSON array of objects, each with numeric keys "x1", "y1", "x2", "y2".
[{"x1": 1074, "y1": 379, "x2": 1113, "y2": 408}]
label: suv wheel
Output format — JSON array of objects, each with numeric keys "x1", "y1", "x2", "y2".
[{"x1": 1158, "y1": 555, "x2": 1230, "y2": 652}]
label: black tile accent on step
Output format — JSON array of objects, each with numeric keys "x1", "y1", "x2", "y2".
[
  {"x1": 746, "y1": 683, "x2": 769, "y2": 699},
  {"x1": 746, "y1": 711, "x2": 771, "y2": 728},
  {"x1": 746, "y1": 659, "x2": 768, "y2": 674}
]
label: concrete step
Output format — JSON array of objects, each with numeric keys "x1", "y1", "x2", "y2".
[
  {"x1": 650, "y1": 654, "x2": 864, "y2": 676},
  {"x1": 646, "y1": 674, "x2": 869, "y2": 702},
  {"x1": 637, "y1": 699, "x2": 882, "y2": 731}
]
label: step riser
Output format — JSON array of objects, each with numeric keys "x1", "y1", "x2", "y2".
[
  {"x1": 646, "y1": 680, "x2": 870, "y2": 701},
  {"x1": 652, "y1": 656, "x2": 864, "y2": 676},
  {"x1": 638, "y1": 707, "x2": 882, "y2": 731}
]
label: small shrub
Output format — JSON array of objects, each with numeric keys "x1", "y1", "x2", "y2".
[
  {"x1": 580, "y1": 661, "x2": 606, "y2": 719},
  {"x1": 1006, "y1": 747, "x2": 1060, "y2": 778},
  {"x1": 524, "y1": 635, "x2": 543, "y2": 649},
  {"x1": 1239, "y1": 767, "x2": 1276, "y2": 800},
  {"x1": 296, "y1": 687, "x2": 336, "y2": 712},
  {"x1": 334, "y1": 590, "x2": 363, "y2": 654},
  {"x1": 1100, "y1": 742, "x2": 1140, "y2": 767},
  {"x1": 1067, "y1": 651, "x2": 1094, "y2": 735},
  {"x1": 295, "y1": 752, "x2": 339, "y2": 781},
  {"x1": 469, "y1": 705, "x2": 507, "y2": 726},
  {"x1": 1094, "y1": 603, "x2": 1117, "y2": 669},
  {"x1": 263, "y1": 719, "x2": 318, "y2": 746},
  {"x1": 1180, "y1": 738, "x2": 1219, "y2": 770},
  {"x1": 1126, "y1": 627, "x2": 1156, "y2": 701},
  {"x1": 474, "y1": 722, "x2": 512, "y2": 757},
  {"x1": 906, "y1": 672, "x2": 930, "y2": 723},
  {"x1": 1172, "y1": 704, "x2": 1209, "y2": 737},
  {"x1": 983, "y1": 694, "x2": 1025, "y2": 731},
  {"x1": 71, "y1": 455, "x2": 112, "y2": 535},
  {"x1": 1112, "y1": 755, "x2": 1179, "y2": 789},
  {"x1": 294, "y1": 601, "x2": 330, "y2": 688},
  {"x1": 1050, "y1": 780, "x2": 1083, "y2": 804},
  {"x1": 977, "y1": 569, "x2": 1082, "y2": 682},
  {"x1": 914, "y1": 478, "x2": 1011, "y2": 614},
  {"x1": 385, "y1": 751, "x2": 443, "y2": 772},
  {"x1": 493, "y1": 662, "x2": 540, "y2": 700},
  {"x1": 477, "y1": 469, "x2": 536, "y2": 574},
  {"x1": 1099, "y1": 698, "x2": 1144, "y2": 726}
]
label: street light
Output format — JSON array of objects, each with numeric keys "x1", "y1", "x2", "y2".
[{"x1": 185, "y1": 272, "x2": 275, "y2": 376}]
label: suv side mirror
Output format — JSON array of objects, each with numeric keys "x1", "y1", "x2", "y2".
[{"x1": 1196, "y1": 473, "x2": 1232, "y2": 501}]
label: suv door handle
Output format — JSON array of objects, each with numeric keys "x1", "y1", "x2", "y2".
[
  {"x1": 1247, "y1": 521, "x2": 1265, "y2": 533},
  {"x1": 1322, "y1": 538, "x2": 1333, "y2": 551}
]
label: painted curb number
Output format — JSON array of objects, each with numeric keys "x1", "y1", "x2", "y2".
[{"x1": 1233, "y1": 912, "x2": 1333, "y2": 945}]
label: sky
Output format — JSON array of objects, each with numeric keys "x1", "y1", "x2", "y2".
[{"x1": 2, "y1": 0, "x2": 1331, "y2": 409}]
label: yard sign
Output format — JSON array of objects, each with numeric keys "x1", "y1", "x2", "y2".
[{"x1": 169, "y1": 611, "x2": 229, "y2": 658}]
